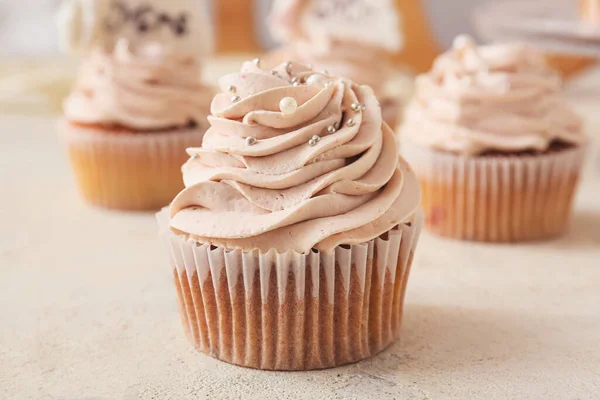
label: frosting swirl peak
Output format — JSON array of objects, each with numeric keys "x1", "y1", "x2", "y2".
[
  {"x1": 401, "y1": 39, "x2": 586, "y2": 155},
  {"x1": 169, "y1": 61, "x2": 420, "y2": 253}
]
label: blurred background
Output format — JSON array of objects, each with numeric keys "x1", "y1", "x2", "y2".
[
  {"x1": 0, "y1": 0, "x2": 598, "y2": 116},
  {"x1": 0, "y1": 0, "x2": 485, "y2": 54}
]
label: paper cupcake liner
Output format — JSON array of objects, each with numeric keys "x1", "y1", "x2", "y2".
[
  {"x1": 157, "y1": 209, "x2": 423, "y2": 371},
  {"x1": 63, "y1": 120, "x2": 208, "y2": 211},
  {"x1": 402, "y1": 141, "x2": 586, "y2": 242}
]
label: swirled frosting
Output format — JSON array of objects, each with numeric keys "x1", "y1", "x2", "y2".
[
  {"x1": 63, "y1": 40, "x2": 212, "y2": 131},
  {"x1": 169, "y1": 61, "x2": 421, "y2": 253},
  {"x1": 400, "y1": 38, "x2": 586, "y2": 155}
]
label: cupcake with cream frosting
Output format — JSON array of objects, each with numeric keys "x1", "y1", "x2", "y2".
[
  {"x1": 158, "y1": 60, "x2": 423, "y2": 370},
  {"x1": 266, "y1": 0, "x2": 406, "y2": 130},
  {"x1": 400, "y1": 36, "x2": 587, "y2": 242},
  {"x1": 59, "y1": 0, "x2": 213, "y2": 210}
]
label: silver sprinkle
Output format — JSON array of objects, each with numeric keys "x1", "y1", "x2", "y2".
[
  {"x1": 308, "y1": 135, "x2": 321, "y2": 147},
  {"x1": 360, "y1": 104, "x2": 366, "y2": 111},
  {"x1": 351, "y1": 103, "x2": 361, "y2": 112},
  {"x1": 334, "y1": 121, "x2": 340, "y2": 129},
  {"x1": 291, "y1": 76, "x2": 300, "y2": 84},
  {"x1": 253, "y1": 58, "x2": 261, "y2": 67},
  {"x1": 322, "y1": 69, "x2": 329, "y2": 75},
  {"x1": 346, "y1": 119, "x2": 356, "y2": 127},
  {"x1": 293, "y1": 81, "x2": 301, "y2": 86},
  {"x1": 285, "y1": 61, "x2": 293, "y2": 73},
  {"x1": 231, "y1": 95, "x2": 241, "y2": 103},
  {"x1": 246, "y1": 136, "x2": 257, "y2": 146},
  {"x1": 228, "y1": 85, "x2": 236, "y2": 93},
  {"x1": 191, "y1": 154, "x2": 199, "y2": 160},
  {"x1": 327, "y1": 125, "x2": 336, "y2": 134}
]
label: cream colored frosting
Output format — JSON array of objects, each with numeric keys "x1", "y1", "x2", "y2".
[
  {"x1": 63, "y1": 40, "x2": 212, "y2": 130},
  {"x1": 278, "y1": 41, "x2": 395, "y2": 96},
  {"x1": 400, "y1": 37, "x2": 586, "y2": 155},
  {"x1": 169, "y1": 62, "x2": 421, "y2": 253}
]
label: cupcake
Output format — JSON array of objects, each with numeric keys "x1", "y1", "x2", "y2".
[
  {"x1": 399, "y1": 36, "x2": 587, "y2": 242},
  {"x1": 266, "y1": 0, "x2": 406, "y2": 130},
  {"x1": 58, "y1": 0, "x2": 213, "y2": 210},
  {"x1": 157, "y1": 61, "x2": 423, "y2": 370}
]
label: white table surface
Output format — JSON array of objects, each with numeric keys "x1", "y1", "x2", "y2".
[{"x1": 1, "y1": 63, "x2": 600, "y2": 400}]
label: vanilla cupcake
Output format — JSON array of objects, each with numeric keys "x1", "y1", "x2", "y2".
[
  {"x1": 158, "y1": 61, "x2": 422, "y2": 370},
  {"x1": 266, "y1": 0, "x2": 406, "y2": 129},
  {"x1": 400, "y1": 36, "x2": 587, "y2": 242},
  {"x1": 59, "y1": 0, "x2": 213, "y2": 210}
]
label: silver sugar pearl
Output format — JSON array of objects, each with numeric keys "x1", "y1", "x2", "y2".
[
  {"x1": 308, "y1": 135, "x2": 321, "y2": 147},
  {"x1": 291, "y1": 76, "x2": 300, "y2": 84},
  {"x1": 285, "y1": 61, "x2": 293, "y2": 73},
  {"x1": 346, "y1": 118, "x2": 356, "y2": 127},
  {"x1": 293, "y1": 81, "x2": 302, "y2": 86},
  {"x1": 334, "y1": 121, "x2": 340, "y2": 129},
  {"x1": 327, "y1": 125, "x2": 336, "y2": 134},
  {"x1": 253, "y1": 58, "x2": 261, "y2": 67},
  {"x1": 246, "y1": 136, "x2": 257, "y2": 146},
  {"x1": 228, "y1": 85, "x2": 236, "y2": 93},
  {"x1": 351, "y1": 103, "x2": 361, "y2": 112},
  {"x1": 231, "y1": 95, "x2": 241, "y2": 103}
]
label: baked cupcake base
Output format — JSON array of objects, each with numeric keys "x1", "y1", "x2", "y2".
[
  {"x1": 158, "y1": 210, "x2": 423, "y2": 371},
  {"x1": 63, "y1": 121, "x2": 206, "y2": 211},
  {"x1": 402, "y1": 141, "x2": 586, "y2": 242}
]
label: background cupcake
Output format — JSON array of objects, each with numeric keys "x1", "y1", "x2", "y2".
[
  {"x1": 158, "y1": 61, "x2": 422, "y2": 370},
  {"x1": 265, "y1": 0, "x2": 407, "y2": 130},
  {"x1": 400, "y1": 36, "x2": 587, "y2": 242},
  {"x1": 59, "y1": 0, "x2": 213, "y2": 210}
]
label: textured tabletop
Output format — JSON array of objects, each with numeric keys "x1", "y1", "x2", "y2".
[{"x1": 1, "y1": 66, "x2": 600, "y2": 400}]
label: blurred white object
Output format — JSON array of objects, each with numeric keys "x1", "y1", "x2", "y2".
[
  {"x1": 269, "y1": 0, "x2": 403, "y2": 52},
  {"x1": 475, "y1": 0, "x2": 600, "y2": 57},
  {"x1": 54, "y1": 0, "x2": 214, "y2": 57},
  {"x1": 56, "y1": 0, "x2": 109, "y2": 53}
]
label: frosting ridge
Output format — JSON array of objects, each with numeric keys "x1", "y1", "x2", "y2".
[
  {"x1": 169, "y1": 61, "x2": 420, "y2": 253},
  {"x1": 63, "y1": 40, "x2": 212, "y2": 130},
  {"x1": 401, "y1": 38, "x2": 586, "y2": 155}
]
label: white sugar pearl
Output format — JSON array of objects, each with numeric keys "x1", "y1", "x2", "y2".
[
  {"x1": 306, "y1": 74, "x2": 327, "y2": 87},
  {"x1": 279, "y1": 97, "x2": 298, "y2": 116},
  {"x1": 453, "y1": 34, "x2": 475, "y2": 51}
]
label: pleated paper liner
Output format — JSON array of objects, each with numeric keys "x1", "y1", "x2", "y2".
[
  {"x1": 63, "y1": 120, "x2": 207, "y2": 211},
  {"x1": 157, "y1": 209, "x2": 423, "y2": 370},
  {"x1": 402, "y1": 141, "x2": 586, "y2": 242}
]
